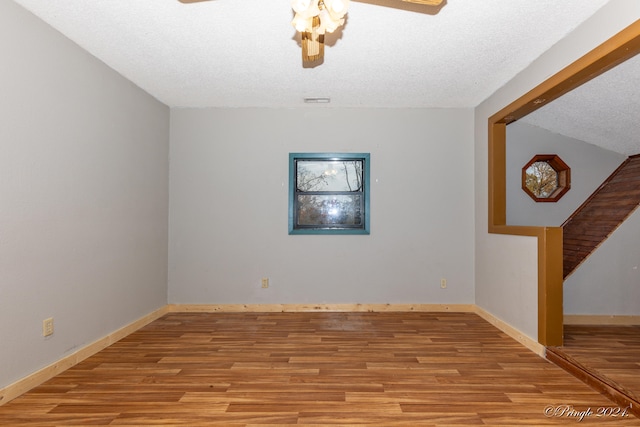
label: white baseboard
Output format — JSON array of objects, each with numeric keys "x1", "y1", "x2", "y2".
[{"x1": 0, "y1": 306, "x2": 169, "y2": 406}]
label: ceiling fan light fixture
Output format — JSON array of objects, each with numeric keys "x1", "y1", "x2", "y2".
[
  {"x1": 318, "y1": 8, "x2": 340, "y2": 33},
  {"x1": 292, "y1": 15, "x2": 312, "y2": 32},
  {"x1": 291, "y1": 0, "x2": 348, "y2": 64},
  {"x1": 301, "y1": 16, "x2": 324, "y2": 61},
  {"x1": 326, "y1": 0, "x2": 349, "y2": 18},
  {"x1": 292, "y1": 0, "x2": 314, "y2": 14}
]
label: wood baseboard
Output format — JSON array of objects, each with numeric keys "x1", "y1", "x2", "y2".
[
  {"x1": 1, "y1": 303, "x2": 545, "y2": 406},
  {"x1": 564, "y1": 315, "x2": 640, "y2": 325},
  {"x1": 474, "y1": 306, "x2": 545, "y2": 356},
  {"x1": 546, "y1": 347, "x2": 640, "y2": 418},
  {"x1": 0, "y1": 306, "x2": 169, "y2": 406},
  {"x1": 167, "y1": 303, "x2": 476, "y2": 313},
  {"x1": 169, "y1": 304, "x2": 545, "y2": 355}
]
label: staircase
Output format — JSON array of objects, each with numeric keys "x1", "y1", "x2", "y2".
[{"x1": 562, "y1": 154, "x2": 640, "y2": 279}]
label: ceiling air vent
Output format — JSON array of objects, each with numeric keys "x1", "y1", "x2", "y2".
[{"x1": 304, "y1": 97, "x2": 331, "y2": 104}]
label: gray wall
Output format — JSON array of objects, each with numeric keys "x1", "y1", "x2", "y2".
[
  {"x1": 506, "y1": 122, "x2": 640, "y2": 316},
  {"x1": 168, "y1": 108, "x2": 475, "y2": 305},
  {"x1": 565, "y1": 209, "x2": 640, "y2": 315},
  {"x1": 0, "y1": 1, "x2": 170, "y2": 388},
  {"x1": 3, "y1": 0, "x2": 637, "y2": 395},
  {"x1": 506, "y1": 122, "x2": 625, "y2": 227},
  {"x1": 474, "y1": 1, "x2": 640, "y2": 340}
]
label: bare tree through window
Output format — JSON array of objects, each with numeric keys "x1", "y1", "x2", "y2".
[
  {"x1": 525, "y1": 161, "x2": 558, "y2": 198},
  {"x1": 521, "y1": 154, "x2": 570, "y2": 202},
  {"x1": 289, "y1": 154, "x2": 370, "y2": 234}
]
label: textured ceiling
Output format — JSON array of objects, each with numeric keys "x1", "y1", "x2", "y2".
[
  {"x1": 10, "y1": 0, "x2": 640, "y2": 155},
  {"x1": 12, "y1": 0, "x2": 610, "y2": 108},
  {"x1": 521, "y1": 53, "x2": 640, "y2": 156}
]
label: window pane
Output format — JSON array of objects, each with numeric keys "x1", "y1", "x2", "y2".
[
  {"x1": 289, "y1": 152, "x2": 370, "y2": 235},
  {"x1": 297, "y1": 160, "x2": 363, "y2": 192},
  {"x1": 297, "y1": 195, "x2": 363, "y2": 226},
  {"x1": 525, "y1": 161, "x2": 558, "y2": 198}
]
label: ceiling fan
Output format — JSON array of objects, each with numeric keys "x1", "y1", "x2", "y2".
[{"x1": 178, "y1": 0, "x2": 445, "y2": 65}]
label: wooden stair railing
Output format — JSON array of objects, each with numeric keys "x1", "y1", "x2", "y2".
[{"x1": 562, "y1": 154, "x2": 640, "y2": 279}]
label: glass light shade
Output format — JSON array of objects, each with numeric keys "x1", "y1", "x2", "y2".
[
  {"x1": 330, "y1": 0, "x2": 349, "y2": 16},
  {"x1": 293, "y1": 1, "x2": 320, "y2": 18},
  {"x1": 319, "y1": 9, "x2": 340, "y2": 33},
  {"x1": 291, "y1": 0, "x2": 312, "y2": 14},
  {"x1": 292, "y1": 14, "x2": 312, "y2": 32}
]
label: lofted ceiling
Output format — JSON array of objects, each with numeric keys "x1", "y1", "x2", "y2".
[
  {"x1": 9, "y1": 0, "x2": 640, "y2": 155},
  {"x1": 520, "y1": 52, "x2": 640, "y2": 156}
]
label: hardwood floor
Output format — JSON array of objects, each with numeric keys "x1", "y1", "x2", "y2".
[
  {"x1": 1, "y1": 312, "x2": 639, "y2": 426},
  {"x1": 547, "y1": 324, "x2": 640, "y2": 417}
]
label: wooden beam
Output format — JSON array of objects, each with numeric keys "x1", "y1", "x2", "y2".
[
  {"x1": 487, "y1": 20, "x2": 640, "y2": 347},
  {"x1": 401, "y1": 0, "x2": 444, "y2": 5}
]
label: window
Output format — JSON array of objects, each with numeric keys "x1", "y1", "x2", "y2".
[
  {"x1": 522, "y1": 154, "x2": 570, "y2": 202},
  {"x1": 289, "y1": 153, "x2": 370, "y2": 234}
]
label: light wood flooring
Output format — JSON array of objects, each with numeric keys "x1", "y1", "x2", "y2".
[
  {"x1": 1, "y1": 312, "x2": 639, "y2": 426},
  {"x1": 547, "y1": 324, "x2": 640, "y2": 417}
]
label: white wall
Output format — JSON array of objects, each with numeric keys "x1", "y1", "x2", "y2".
[
  {"x1": 169, "y1": 108, "x2": 475, "y2": 305},
  {"x1": 507, "y1": 122, "x2": 625, "y2": 226},
  {"x1": 0, "y1": 1, "x2": 170, "y2": 388},
  {"x1": 474, "y1": 1, "x2": 640, "y2": 341}
]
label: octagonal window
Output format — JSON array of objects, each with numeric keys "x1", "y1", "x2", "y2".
[{"x1": 522, "y1": 154, "x2": 570, "y2": 202}]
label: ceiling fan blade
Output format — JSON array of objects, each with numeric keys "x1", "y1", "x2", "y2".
[
  {"x1": 178, "y1": 0, "x2": 212, "y2": 3},
  {"x1": 400, "y1": 0, "x2": 444, "y2": 5}
]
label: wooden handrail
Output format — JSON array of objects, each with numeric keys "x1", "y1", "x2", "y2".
[{"x1": 561, "y1": 157, "x2": 630, "y2": 228}]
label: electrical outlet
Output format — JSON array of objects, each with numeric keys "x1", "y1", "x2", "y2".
[
  {"x1": 440, "y1": 278, "x2": 447, "y2": 289},
  {"x1": 43, "y1": 317, "x2": 54, "y2": 337},
  {"x1": 261, "y1": 277, "x2": 269, "y2": 288}
]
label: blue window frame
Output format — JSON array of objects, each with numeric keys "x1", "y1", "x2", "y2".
[{"x1": 289, "y1": 153, "x2": 370, "y2": 235}]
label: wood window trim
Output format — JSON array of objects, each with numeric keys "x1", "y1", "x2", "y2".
[
  {"x1": 522, "y1": 154, "x2": 571, "y2": 202},
  {"x1": 488, "y1": 21, "x2": 640, "y2": 347}
]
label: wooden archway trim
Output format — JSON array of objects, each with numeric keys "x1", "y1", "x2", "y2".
[{"x1": 488, "y1": 20, "x2": 640, "y2": 346}]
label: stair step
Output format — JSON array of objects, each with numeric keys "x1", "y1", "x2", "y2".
[{"x1": 563, "y1": 156, "x2": 640, "y2": 279}]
